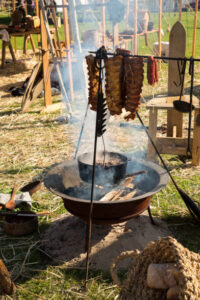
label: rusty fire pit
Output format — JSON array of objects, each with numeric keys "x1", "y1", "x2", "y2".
[{"x1": 44, "y1": 158, "x2": 169, "y2": 224}]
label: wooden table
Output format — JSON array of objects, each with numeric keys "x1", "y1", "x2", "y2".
[
  {"x1": 146, "y1": 96, "x2": 200, "y2": 166},
  {"x1": 9, "y1": 28, "x2": 41, "y2": 54}
]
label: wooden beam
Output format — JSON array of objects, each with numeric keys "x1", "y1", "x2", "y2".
[
  {"x1": 158, "y1": 0, "x2": 162, "y2": 70},
  {"x1": 125, "y1": 0, "x2": 130, "y2": 49},
  {"x1": 147, "y1": 108, "x2": 158, "y2": 161},
  {"x1": 102, "y1": 0, "x2": 106, "y2": 46},
  {"x1": 1, "y1": 41, "x2": 6, "y2": 68},
  {"x1": 36, "y1": 0, "x2": 40, "y2": 43},
  {"x1": 63, "y1": 0, "x2": 70, "y2": 49},
  {"x1": 156, "y1": 137, "x2": 192, "y2": 155},
  {"x1": 68, "y1": 0, "x2": 82, "y2": 53},
  {"x1": 63, "y1": 0, "x2": 74, "y2": 101},
  {"x1": 113, "y1": 23, "x2": 119, "y2": 49},
  {"x1": 192, "y1": 0, "x2": 199, "y2": 57},
  {"x1": 40, "y1": 9, "x2": 52, "y2": 107},
  {"x1": 126, "y1": 0, "x2": 130, "y2": 30},
  {"x1": 179, "y1": 0, "x2": 182, "y2": 21},
  {"x1": 30, "y1": 35, "x2": 36, "y2": 53},
  {"x1": 23, "y1": 35, "x2": 28, "y2": 54},
  {"x1": 12, "y1": 0, "x2": 17, "y2": 52},
  {"x1": 134, "y1": 0, "x2": 138, "y2": 55},
  {"x1": 192, "y1": 110, "x2": 200, "y2": 166}
]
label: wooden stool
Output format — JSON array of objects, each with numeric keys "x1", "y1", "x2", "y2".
[
  {"x1": 1, "y1": 40, "x2": 16, "y2": 68},
  {"x1": 146, "y1": 96, "x2": 200, "y2": 166}
]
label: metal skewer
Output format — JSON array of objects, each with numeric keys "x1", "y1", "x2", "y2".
[{"x1": 85, "y1": 47, "x2": 107, "y2": 289}]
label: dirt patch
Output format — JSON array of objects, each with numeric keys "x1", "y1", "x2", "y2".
[{"x1": 41, "y1": 213, "x2": 172, "y2": 271}]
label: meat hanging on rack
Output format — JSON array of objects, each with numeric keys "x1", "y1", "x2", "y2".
[
  {"x1": 147, "y1": 56, "x2": 158, "y2": 86},
  {"x1": 124, "y1": 56, "x2": 144, "y2": 121},
  {"x1": 116, "y1": 48, "x2": 131, "y2": 56},
  {"x1": 85, "y1": 55, "x2": 100, "y2": 111},
  {"x1": 104, "y1": 55, "x2": 124, "y2": 115}
]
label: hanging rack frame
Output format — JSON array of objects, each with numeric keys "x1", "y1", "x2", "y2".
[{"x1": 89, "y1": 51, "x2": 200, "y2": 62}]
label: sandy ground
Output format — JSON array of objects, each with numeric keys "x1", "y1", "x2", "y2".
[{"x1": 42, "y1": 212, "x2": 172, "y2": 271}]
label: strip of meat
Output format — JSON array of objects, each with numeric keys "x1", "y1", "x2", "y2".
[
  {"x1": 85, "y1": 55, "x2": 99, "y2": 111},
  {"x1": 124, "y1": 56, "x2": 144, "y2": 121},
  {"x1": 147, "y1": 56, "x2": 159, "y2": 86},
  {"x1": 116, "y1": 48, "x2": 131, "y2": 56},
  {"x1": 105, "y1": 56, "x2": 124, "y2": 115}
]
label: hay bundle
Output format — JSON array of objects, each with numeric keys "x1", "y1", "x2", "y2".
[{"x1": 110, "y1": 236, "x2": 200, "y2": 299}]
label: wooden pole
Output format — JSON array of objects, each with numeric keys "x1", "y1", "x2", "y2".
[
  {"x1": 68, "y1": 0, "x2": 82, "y2": 53},
  {"x1": 63, "y1": 0, "x2": 70, "y2": 50},
  {"x1": 12, "y1": 0, "x2": 17, "y2": 52},
  {"x1": 24, "y1": 1, "x2": 27, "y2": 15},
  {"x1": 40, "y1": 9, "x2": 52, "y2": 107},
  {"x1": 126, "y1": 0, "x2": 130, "y2": 30},
  {"x1": 36, "y1": 0, "x2": 39, "y2": 16},
  {"x1": 102, "y1": 0, "x2": 106, "y2": 46},
  {"x1": 113, "y1": 23, "x2": 119, "y2": 49},
  {"x1": 50, "y1": 0, "x2": 62, "y2": 60},
  {"x1": 36, "y1": 0, "x2": 40, "y2": 44},
  {"x1": 134, "y1": 0, "x2": 138, "y2": 55},
  {"x1": 125, "y1": 0, "x2": 130, "y2": 49},
  {"x1": 179, "y1": 0, "x2": 182, "y2": 21},
  {"x1": 63, "y1": 0, "x2": 74, "y2": 101},
  {"x1": 158, "y1": 0, "x2": 162, "y2": 70},
  {"x1": 192, "y1": 0, "x2": 199, "y2": 57},
  {"x1": 39, "y1": 0, "x2": 72, "y2": 114}
]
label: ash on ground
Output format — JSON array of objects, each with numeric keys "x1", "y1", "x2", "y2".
[{"x1": 41, "y1": 213, "x2": 172, "y2": 271}]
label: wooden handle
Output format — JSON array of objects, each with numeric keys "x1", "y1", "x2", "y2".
[
  {"x1": 5, "y1": 184, "x2": 18, "y2": 210},
  {"x1": 10, "y1": 184, "x2": 17, "y2": 202},
  {"x1": 36, "y1": 210, "x2": 50, "y2": 216},
  {"x1": 192, "y1": 0, "x2": 199, "y2": 57},
  {"x1": 110, "y1": 250, "x2": 140, "y2": 287}
]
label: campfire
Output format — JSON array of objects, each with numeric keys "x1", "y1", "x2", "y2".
[{"x1": 44, "y1": 156, "x2": 169, "y2": 224}]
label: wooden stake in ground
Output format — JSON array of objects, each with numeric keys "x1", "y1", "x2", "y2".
[
  {"x1": 133, "y1": 0, "x2": 138, "y2": 55},
  {"x1": 12, "y1": 0, "x2": 17, "y2": 52},
  {"x1": 0, "y1": 259, "x2": 16, "y2": 295},
  {"x1": 102, "y1": 0, "x2": 106, "y2": 46},
  {"x1": 179, "y1": 0, "x2": 182, "y2": 22},
  {"x1": 63, "y1": 0, "x2": 74, "y2": 101},
  {"x1": 192, "y1": 0, "x2": 199, "y2": 57},
  {"x1": 158, "y1": 0, "x2": 162, "y2": 70}
]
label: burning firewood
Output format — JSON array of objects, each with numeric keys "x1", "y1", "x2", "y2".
[
  {"x1": 99, "y1": 189, "x2": 122, "y2": 202},
  {"x1": 119, "y1": 190, "x2": 137, "y2": 201},
  {"x1": 99, "y1": 175, "x2": 136, "y2": 202},
  {"x1": 99, "y1": 170, "x2": 146, "y2": 202}
]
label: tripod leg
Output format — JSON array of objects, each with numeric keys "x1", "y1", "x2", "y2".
[{"x1": 147, "y1": 206, "x2": 156, "y2": 225}]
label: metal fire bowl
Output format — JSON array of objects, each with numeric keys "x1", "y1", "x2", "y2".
[{"x1": 44, "y1": 159, "x2": 169, "y2": 224}]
